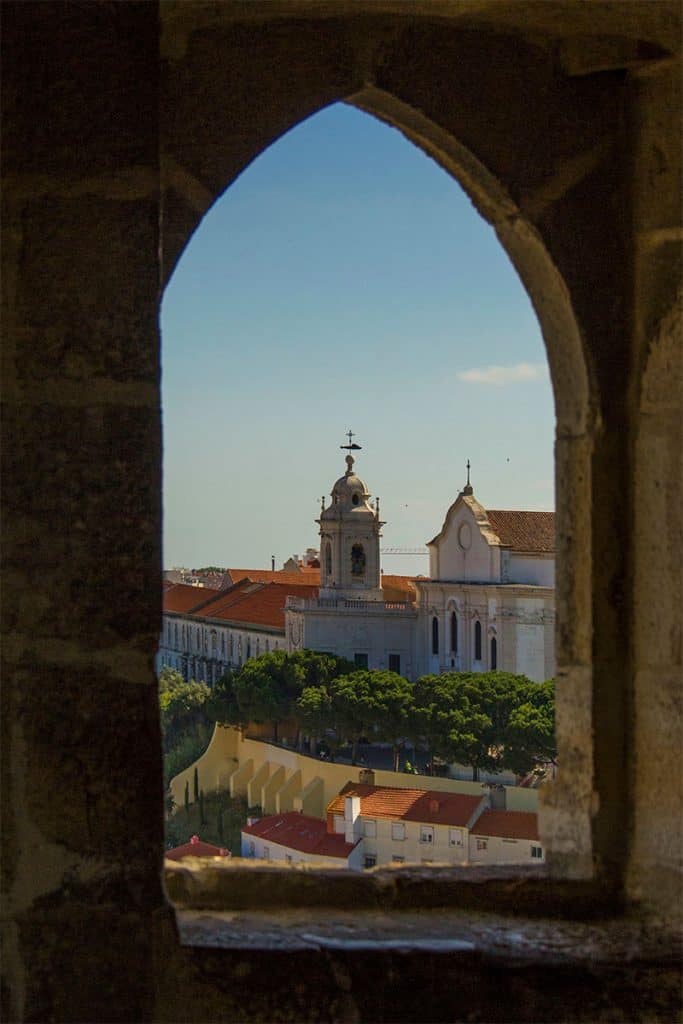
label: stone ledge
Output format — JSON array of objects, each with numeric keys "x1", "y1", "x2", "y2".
[{"x1": 165, "y1": 860, "x2": 623, "y2": 919}]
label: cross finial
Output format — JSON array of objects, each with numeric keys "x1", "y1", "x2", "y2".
[
  {"x1": 346, "y1": 429, "x2": 355, "y2": 446},
  {"x1": 463, "y1": 459, "x2": 473, "y2": 495}
]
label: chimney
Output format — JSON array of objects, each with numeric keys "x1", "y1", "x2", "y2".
[
  {"x1": 429, "y1": 798, "x2": 440, "y2": 814},
  {"x1": 489, "y1": 785, "x2": 506, "y2": 810},
  {"x1": 271, "y1": 555, "x2": 275, "y2": 571},
  {"x1": 359, "y1": 768, "x2": 375, "y2": 786},
  {"x1": 344, "y1": 795, "x2": 361, "y2": 844}
]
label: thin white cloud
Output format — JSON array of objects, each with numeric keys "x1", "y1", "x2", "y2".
[{"x1": 457, "y1": 362, "x2": 547, "y2": 386}]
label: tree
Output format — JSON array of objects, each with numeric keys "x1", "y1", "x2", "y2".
[
  {"x1": 184, "y1": 780, "x2": 190, "y2": 817},
  {"x1": 158, "y1": 668, "x2": 211, "y2": 755},
  {"x1": 207, "y1": 669, "x2": 250, "y2": 734},
  {"x1": 295, "y1": 685, "x2": 335, "y2": 754},
  {"x1": 287, "y1": 651, "x2": 355, "y2": 749},
  {"x1": 231, "y1": 650, "x2": 290, "y2": 742},
  {"x1": 368, "y1": 671, "x2": 414, "y2": 771},
  {"x1": 193, "y1": 766, "x2": 199, "y2": 803},
  {"x1": 504, "y1": 678, "x2": 556, "y2": 776}
]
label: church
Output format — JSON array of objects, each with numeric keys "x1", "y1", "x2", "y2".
[{"x1": 285, "y1": 451, "x2": 555, "y2": 682}]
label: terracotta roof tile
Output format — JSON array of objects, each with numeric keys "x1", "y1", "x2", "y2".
[
  {"x1": 242, "y1": 812, "x2": 357, "y2": 858},
  {"x1": 485, "y1": 510, "x2": 555, "y2": 553},
  {"x1": 470, "y1": 810, "x2": 539, "y2": 841},
  {"x1": 165, "y1": 835, "x2": 230, "y2": 860},
  {"x1": 162, "y1": 583, "x2": 222, "y2": 614},
  {"x1": 329, "y1": 783, "x2": 484, "y2": 827},
  {"x1": 200, "y1": 582, "x2": 319, "y2": 629},
  {"x1": 225, "y1": 568, "x2": 320, "y2": 587}
]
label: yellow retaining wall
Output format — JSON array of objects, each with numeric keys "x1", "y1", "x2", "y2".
[{"x1": 170, "y1": 726, "x2": 539, "y2": 818}]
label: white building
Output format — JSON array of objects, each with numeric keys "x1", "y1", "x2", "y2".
[
  {"x1": 286, "y1": 454, "x2": 555, "y2": 682},
  {"x1": 241, "y1": 783, "x2": 543, "y2": 869}
]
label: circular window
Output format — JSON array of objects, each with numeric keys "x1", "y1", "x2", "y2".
[
  {"x1": 352, "y1": 493, "x2": 360, "y2": 505},
  {"x1": 458, "y1": 522, "x2": 472, "y2": 550}
]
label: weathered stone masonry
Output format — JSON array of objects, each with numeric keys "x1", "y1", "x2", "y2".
[{"x1": 2, "y1": 3, "x2": 681, "y2": 1021}]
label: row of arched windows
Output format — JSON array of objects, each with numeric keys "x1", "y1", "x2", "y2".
[{"x1": 431, "y1": 613, "x2": 496, "y2": 668}]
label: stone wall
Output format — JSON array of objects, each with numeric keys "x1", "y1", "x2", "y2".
[{"x1": 2, "y1": 3, "x2": 680, "y2": 1021}]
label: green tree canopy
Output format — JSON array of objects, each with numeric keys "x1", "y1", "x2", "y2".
[{"x1": 231, "y1": 649, "x2": 290, "y2": 741}]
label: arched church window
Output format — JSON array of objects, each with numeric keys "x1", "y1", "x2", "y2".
[
  {"x1": 490, "y1": 636, "x2": 497, "y2": 670},
  {"x1": 352, "y1": 493, "x2": 359, "y2": 506},
  {"x1": 450, "y1": 612, "x2": 458, "y2": 654},
  {"x1": 432, "y1": 616, "x2": 439, "y2": 656},
  {"x1": 325, "y1": 542, "x2": 332, "y2": 576},
  {"x1": 351, "y1": 544, "x2": 366, "y2": 577},
  {"x1": 474, "y1": 620, "x2": 482, "y2": 661}
]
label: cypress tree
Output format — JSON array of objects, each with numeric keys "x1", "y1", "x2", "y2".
[
  {"x1": 193, "y1": 766, "x2": 199, "y2": 802},
  {"x1": 184, "y1": 780, "x2": 190, "y2": 817}
]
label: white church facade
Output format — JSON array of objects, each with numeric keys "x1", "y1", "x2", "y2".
[{"x1": 285, "y1": 454, "x2": 555, "y2": 682}]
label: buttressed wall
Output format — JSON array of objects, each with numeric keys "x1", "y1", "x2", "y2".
[{"x1": 2, "y1": 3, "x2": 681, "y2": 1022}]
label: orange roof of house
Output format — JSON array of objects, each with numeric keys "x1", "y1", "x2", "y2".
[
  {"x1": 485, "y1": 510, "x2": 555, "y2": 553},
  {"x1": 242, "y1": 812, "x2": 358, "y2": 859},
  {"x1": 225, "y1": 568, "x2": 320, "y2": 586},
  {"x1": 201, "y1": 582, "x2": 319, "y2": 630},
  {"x1": 162, "y1": 583, "x2": 221, "y2": 614},
  {"x1": 380, "y1": 575, "x2": 419, "y2": 601},
  {"x1": 329, "y1": 783, "x2": 484, "y2": 828},
  {"x1": 470, "y1": 810, "x2": 539, "y2": 841},
  {"x1": 165, "y1": 835, "x2": 230, "y2": 860}
]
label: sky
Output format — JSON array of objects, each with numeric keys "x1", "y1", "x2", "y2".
[{"x1": 161, "y1": 103, "x2": 554, "y2": 577}]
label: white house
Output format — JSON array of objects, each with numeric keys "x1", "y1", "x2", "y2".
[
  {"x1": 240, "y1": 782, "x2": 544, "y2": 869},
  {"x1": 240, "y1": 810, "x2": 363, "y2": 868}
]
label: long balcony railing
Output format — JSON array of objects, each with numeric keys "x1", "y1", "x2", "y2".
[{"x1": 286, "y1": 596, "x2": 415, "y2": 614}]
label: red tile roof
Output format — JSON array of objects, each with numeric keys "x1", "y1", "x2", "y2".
[
  {"x1": 485, "y1": 510, "x2": 555, "y2": 553},
  {"x1": 242, "y1": 812, "x2": 358, "y2": 859},
  {"x1": 165, "y1": 835, "x2": 230, "y2": 860},
  {"x1": 329, "y1": 783, "x2": 484, "y2": 828},
  {"x1": 162, "y1": 583, "x2": 220, "y2": 614},
  {"x1": 201, "y1": 582, "x2": 319, "y2": 630},
  {"x1": 381, "y1": 575, "x2": 419, "y2": 602},
  {"x1": 470, "y1": 810, "x2": 539, "y2": 841},
  {"x1": 225, "y1": 568, "x2": 320, "y2": 587}
]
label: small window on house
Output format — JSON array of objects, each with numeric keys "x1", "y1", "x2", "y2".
[
  {"x1": 474, "y1": 620, "x2": 482, "y2": 661},
  {"x1": 392, "y1": 855, "x2": 405, "y2": 864},
  {"x1": 476, "y1": 838, "x2": 488, "y2": 851},
  {"x1": 364, "y1": 819, "x2": 377, "y2": 838},
  {"x1": 364, "y1": 855, "x2": 376, "y2": 869},
  {"x1": 531, "y1": 845, "x2": 543, "y2": 859},
  {"x1": 431, "y1": 616, "x2": 439, "y2": 655},
  {"x1": 490, "y1": 636, "x2": 497, "y2": 670},
  {"x1": 263, "y1": 847, "x2": 270, "y2": 860},
  {"x1": 450, "y1": 611, "x2": 458, "y2": 654},
  {"x1": 449, "y1": 828, "x2": 463, "y2": 847},
  {"x1": 419, "y1": 825, "x2": 434, "y2": 844},
  {"x1": 388, "y1": 653, "x2": 401, "y2": 674},
  {"x1": 285, "y1": 854, "x2": 292, "y2": 865},
  {"x1": 249, "y1": 841, "x2": 255, "y2": 856},
  {"x1": 246, "y1": 641, "x2": 251, "y2": 659},
  {"x1": 391, "y1": 822, "x2": 406, "y2": 841},
  {"x1": 354, "y1": 652, "x2": 368, "y2": 669}
]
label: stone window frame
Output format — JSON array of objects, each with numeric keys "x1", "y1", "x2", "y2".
[{"x1": 149, "y1": 8, "x2": 680, "y2": 960}]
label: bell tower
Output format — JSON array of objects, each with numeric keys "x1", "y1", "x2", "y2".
[{"x1": 317, "y1": 439, "x2": 384, "y2": 602}]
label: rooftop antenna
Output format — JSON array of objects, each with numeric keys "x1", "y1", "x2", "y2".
[{"x1": 340, "y1": 429, "x2": 362, "y2": 451}]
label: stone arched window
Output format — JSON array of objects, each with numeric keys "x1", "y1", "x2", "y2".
[
  {"x1": 431, "y1": 616, "x2": 439, "y2": 656},
  {"x1": 490, "y1": 636, "x2": 497, "y2": 670},
  {"x1": 474, "y1": 620, "x2": 482, "y2": 661},
  {"x1": 325, "y1": 541, "x2": 332, "y2": 577},
  {"x1": 450, "y1": 611, "x2": 458, "y2": 654}
]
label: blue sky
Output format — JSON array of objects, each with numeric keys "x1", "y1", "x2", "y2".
[{"x1": 161, "y1": 103, "x2": 554, "y2": 576}]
